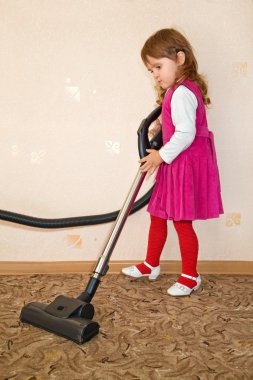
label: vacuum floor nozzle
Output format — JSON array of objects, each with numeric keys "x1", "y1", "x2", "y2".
[{"x1": 20, "y1": 296, "x2": 100, "y2": 344}]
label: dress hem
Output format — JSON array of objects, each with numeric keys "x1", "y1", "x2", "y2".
[{"x1": 147, "y1": 209, "x2": 224, "y2": 221}]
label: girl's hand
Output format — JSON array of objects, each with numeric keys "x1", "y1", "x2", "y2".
[
  {"x1": 139, "y1": 149, "x2": 164, "y2": 174},
  {"x1": 148, "y1": 118, "x2": 162, "y2": 139}
]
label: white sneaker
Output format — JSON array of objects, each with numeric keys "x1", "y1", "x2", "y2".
[
  {"x1": 122, "y1": 261, "x2": 160, "y2": 280},
  {"x1": 167, "y1": 273, "x2": 201, "y2": 296}
]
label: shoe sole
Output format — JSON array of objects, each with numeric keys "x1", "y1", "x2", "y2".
[
  {"x1": 167, "y1": 283, "x2": 202, "y2": 297},
  {"x1": 121, "y1": 271, "x2": 159, "y2": 281}
]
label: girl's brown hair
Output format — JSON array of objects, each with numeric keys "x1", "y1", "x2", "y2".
[{"x1": 141, "y1": 28, "x2": 211, "y2": 106}]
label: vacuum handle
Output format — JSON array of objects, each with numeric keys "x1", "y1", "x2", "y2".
[
  {"x1": 92, "y1": 169, "x2": 146, "y2": 277},
  {"x1": 93, "y1": 105, "x2": 163, "y2": 277},
  {"x1": 78, "y1": 106, "x2": 162, "y2": 303},
  {"x1": 78, "y1": 169, "x2": 147, "y2": 302}
]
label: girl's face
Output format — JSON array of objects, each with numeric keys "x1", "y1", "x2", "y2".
[{"x1": 146, "y1": 55, "x2": 184, "y2": 90}]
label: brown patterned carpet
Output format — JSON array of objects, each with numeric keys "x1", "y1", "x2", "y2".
[{"x1": 0, "y1": 273, "x2": 253, "y2": 380}]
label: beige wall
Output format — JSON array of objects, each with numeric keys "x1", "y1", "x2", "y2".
[{"x1": 0, "y1": 0, "x2": 252, "y2": 263}]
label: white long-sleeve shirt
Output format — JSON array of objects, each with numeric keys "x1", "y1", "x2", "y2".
[{"x1": 159, "y1": 85, "x2": 198, "y2": 164}]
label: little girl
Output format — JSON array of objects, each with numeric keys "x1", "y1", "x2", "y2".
[{"x1": 122, "y1": 28, "x2": 224, "y2": 296}]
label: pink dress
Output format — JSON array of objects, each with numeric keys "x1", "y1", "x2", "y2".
[{"x1": 147, "y1": 80, "x2": 224, "y2": 221}]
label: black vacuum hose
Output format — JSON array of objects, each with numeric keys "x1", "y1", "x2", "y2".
[
  {"x1": 0, "y1": 189, "x2": 153, "y2": 229},
  {"x1": 0, "y1": 106, "x2": 162, "y2": 229}
]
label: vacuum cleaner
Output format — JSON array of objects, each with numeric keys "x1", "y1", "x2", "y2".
[{"x1": 8, "y1": 106, "x2": 162, "y2": 344}]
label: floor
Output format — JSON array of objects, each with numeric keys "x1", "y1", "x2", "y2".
[{"x1": 0, "y1": 273, "x2": 253, "y2": 379}]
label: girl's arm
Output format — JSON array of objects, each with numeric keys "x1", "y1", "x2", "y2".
[
  {"x1": 159, "y1": 85, "x2": 197, "y2": 164},
  {"x1": 140, "y1": 86, "x2": 197, "y2": 174},
  {"x1": 148, "y1": 116, "x2": 162, "y2": 139}
]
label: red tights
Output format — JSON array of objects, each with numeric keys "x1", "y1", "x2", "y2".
[{"x1": 136, "y1": 216, "x2": 199, "y2": 288}]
